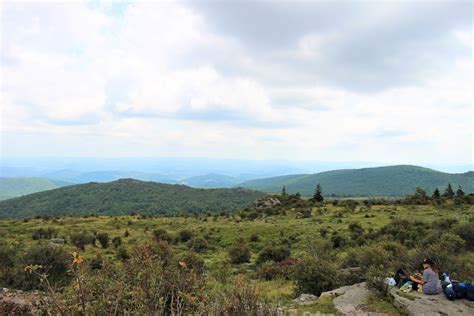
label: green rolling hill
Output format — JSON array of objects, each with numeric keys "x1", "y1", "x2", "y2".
[
  {"x1": 238, "y1": 165, "x2": 474, "y2": 197},
  {"x1": 0, "y1": 177, "x2": 71, "y2": 201},
  {"x1": 0, "y1": 179, "x2": 265, "y2": 218}
]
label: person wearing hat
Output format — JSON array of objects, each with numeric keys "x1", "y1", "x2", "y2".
[{"x1": 409, "y1": 258, "x2": 440, "y2": 294}]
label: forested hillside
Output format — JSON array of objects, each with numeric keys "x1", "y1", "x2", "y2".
[
  {"x1": 0, "y1": 179, "x2": 265, "y2": 218},
  {"x1": 238, "y1": 165, "x2": 474, "y2": 196}
]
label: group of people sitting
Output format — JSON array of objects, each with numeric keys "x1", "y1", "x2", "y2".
[{"x1": 391, "y1": 258, "x2": 474, "y2": 301}]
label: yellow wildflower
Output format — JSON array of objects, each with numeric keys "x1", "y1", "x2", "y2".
[{"x1": 71, "y1": 252, "x2": 84, "y2": 265}]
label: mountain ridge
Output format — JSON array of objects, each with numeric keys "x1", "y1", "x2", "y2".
[
  {"x1": 0, "y1": 178, "x2": 265, "y2": 218},
  {"x1": 237, "y1": 165, "x2": 474, "y2": 196}
]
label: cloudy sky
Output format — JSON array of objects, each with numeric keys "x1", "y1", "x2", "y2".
[{"x1": 1, "y1": 0, "x2": 472, "y2": 166}]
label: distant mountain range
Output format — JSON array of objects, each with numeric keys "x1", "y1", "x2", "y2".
[
  {"x1": 238, "y1": 165, "x2": 474, "y2": 196},
  {"x1": 0, "y1": 179, "x2": 265, "y2": 218},
  {"x1": 0, "y1": 177, "x2": 71, "y2": 201},
  {"x1": 0, "y1": 165, "x2": 472, "y2": 208},
  {"x1": 44, "y1": 170, "x2": 178, "y2": 184},
  {"x1": 0, "y1": 172, "x2": 259, "y2": 200}
]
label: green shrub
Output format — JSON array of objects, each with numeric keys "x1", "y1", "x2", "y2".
[
  {"x1": 344, "y1": 243, "x2": 399, "y2": 276},
  {"x1": 178, "y1": 229, "x2": 193, "y2": 242},
  {"x1": 228, "y1": 238, "x2": 251, "y2": 264},
  {"x1": 257, "y1": 257, "x2": 299, "y2": 280},
  {"x1": 116, "y1": 246, "x2": 129, "y2": 261},
  {"x1": 320, "y1": 228, "x2": 329, "y2": 238},
  {"x1": 0, "y1": 242, "x2": 17, "y2": 287},
  {"x1": 90, "y1": 254, "x2": 103, "y2": 270},
  {"x1": 178, "y1": 252, "x2": 205, "y2": 274},
  {"x1": 455, "y1": 222, "x2": 474, "y2": 250},
  {"x1": 123, "y1": 242, "x2": 206, "y2": 314},
  {"x1": 96, "y1": 233, "x2": 109, "y2": 249},
  {"x1": 206, "y1": 274, "x2": 263, "y2": 315},
  {"x1": 366, "y1": 265, "x2": 390, "y2": 295},
  {"x1": 188, "y1": 237, "x2": 209, "y2": 253},
  {"x1": 153, "y1": 229, "x2": 171, "y2": 243},
  {"x1": 348, "y1": 222, "x2": 364, "y2": 240},
  {"x1": 330, "y1": 234, "x2": 347, "y2": 248},
  {"x1": 23, "y1": 244, "x2": 70, "y2": 288},
  {"x1": 32, "y1": 227, "x2": 57, "y2": 240},
  {"x1": 256, "y1": 245, "x2": 291, "y2": 264},
  {"x1": 70, "y1": 231, "x2": 95, "y2": 250},
  {"x1": 249, "y1": 233, "x2": 260, "y2": 242},
  {"x1": 112, "y1": 236, "x2": 122, "y2": 248},
  {"x1": 293, "y1": 258, "x2": 337, "y2": 296}
]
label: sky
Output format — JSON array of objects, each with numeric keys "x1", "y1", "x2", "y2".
[{"x1": 1, "y1": 0, "x2": 473, "y2": 167}]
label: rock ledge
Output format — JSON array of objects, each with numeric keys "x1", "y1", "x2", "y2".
[{"x1": 389, "y1": 286, "x2": 474, "y2": 316}]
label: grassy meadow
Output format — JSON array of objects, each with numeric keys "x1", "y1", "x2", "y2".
[{"x1": 1, "y1": 196, "x2": 473, "y2": 314}]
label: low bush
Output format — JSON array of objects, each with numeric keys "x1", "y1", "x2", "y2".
[
  {"x1": 178, "y1": 229, "x2": 193, "y2": 242},
  {"x1": 32, "y1": 227, "x2": 57, "y2": 240},
  {"x1": 116, "y1": 246, "x2": 129, "y2": 261},
  {"x1": 293, "y1": 257, "x2": 337, "y2": 296},
  {"x1": 22, "y1": 244, "x2": 71, "y2": 288},
  {"x1": 153, "y1": 228, "x2": 171, "y2": 243},
  {"x1": 330, "y1": 234, "x2": 347, "y2": 248},
  {"x1": 178, "y1": 252, "x2": 205, "y2": 274},
  {"x1": 249, "y1": 233, "x2": 260, "y2": 242},
  {"x1": 206, "y1": 274, "x2": 266, "y2": 315},
  {"x1": 256, "y1": 245, "x2": 291, "y2": 264},
  {"x1": 96, "y1": 232, "x2": 109, "y2": 249},
  {"x1": 455, "y1": 222, "x2": 474, "y2": 250},
  {"x1": 257, "y1": 257, "x2": 299, "y2": 280},
  {"x1": 70, "y1": 231, "x2": 95, "y2": 250},
  {"x1": 188, "y1": 237, "x2": 209, "y2": 253},
  {"x1": 112, "y1": 236, "x2": 122, "y2": 248},
  {"x1": 0, "y1": 242, "x2": 17, "y2": 287},
  {"x1": 228, "y1": 238, "x2": 251, "y2": 264}
]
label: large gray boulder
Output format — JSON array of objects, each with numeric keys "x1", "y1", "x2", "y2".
[
  {"x1": 318, "y1": 282, "x2": 385, "y2": 315},
  {"x1": 0, "y1": 290, "x2": 34, "y2": 315},
  {"x1": 389, "y1": 286, "x2": 474, "y2": 315}
]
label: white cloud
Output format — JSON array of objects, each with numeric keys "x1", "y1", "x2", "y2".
[{"x1": 0, "y1": 1, "x2": 472, "y2": 165}]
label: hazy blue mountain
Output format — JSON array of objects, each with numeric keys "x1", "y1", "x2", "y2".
[
  {"x1": 181, "y1": 173, "x2": 242, "y2": 188},
  {"x1": 44, "y1": 170, "x2": 179, "y2": 184},
  {"x1": 238, "y1": 165, "x2": 474, "y2": 197},
  {"x1": 0, "y1": 177, "x2": 72, "y2": 200},
  {"x1": 1, "y1": 157, "x2": 385, "y2": 179}
]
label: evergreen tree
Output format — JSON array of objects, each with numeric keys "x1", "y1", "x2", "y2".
[
  {"x1": 443, "y1": 183, "x2": 455, "y2": 198},
  {"x1": 456, "y1": 186, "x2": 465, "y2": 197},
  {"x1": 432, "y1": 188, "x2": 440, "y2": 199},
  {"x1": 312, "y1": 184, "x2": 324, "y2": 202},
  {"x1": 282, "y1": 186, "x2": 287, "y2": 196}
]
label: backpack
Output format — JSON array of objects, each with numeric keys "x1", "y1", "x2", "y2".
[
  {"x1": 443, "y1": 284, "x2": 456, "y2": 300},
  {"x1": 452, "y1": 282, "x2": 467, "y2": 299},
  {"x1": 466, "y1": 284, "x2": 474, "y2": 301},
  {"x1": 395, "y1": 268, "x2": 409, "y2": 287}
]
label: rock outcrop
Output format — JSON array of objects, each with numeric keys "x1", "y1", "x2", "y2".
[
  {"x1": 293, "y1": 293, "x2": 319, "y2": 305},
  {"x1": 0, "y1": 289, "x2": 35, "y2": 315},
  {"x1": 319, "y1": 282, "x2": 387, "y2": 316},
  {"x1": 255, "y1": 197, "x2": 282, "y2": 209},
  {"x1": 389, "y1": 286, "x2": 474, "y2": 315}
]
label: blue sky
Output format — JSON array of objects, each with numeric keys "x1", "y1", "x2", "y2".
[{"x1": 1, "y1": 0, "x2": 472, "y2": 167}]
